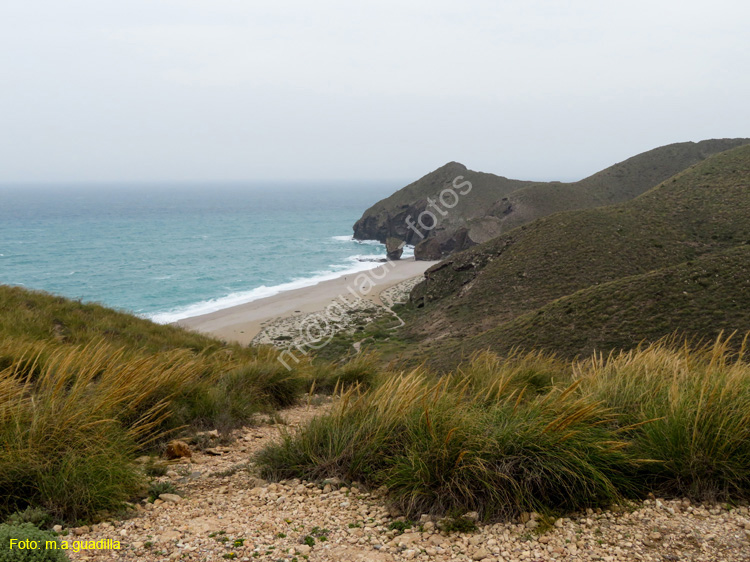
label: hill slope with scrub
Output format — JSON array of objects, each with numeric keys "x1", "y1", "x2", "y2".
[{"x1": 386, "y1": 143, "x2": 750, "y2": 368}]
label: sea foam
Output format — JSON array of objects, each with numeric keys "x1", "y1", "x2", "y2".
[{"x1": 148, "y1": 256, "x2": 384, "y2": 324}]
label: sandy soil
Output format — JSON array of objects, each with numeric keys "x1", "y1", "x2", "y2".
[{"x1": 176, "y1": 258, "x2": 436, "y2": 346}]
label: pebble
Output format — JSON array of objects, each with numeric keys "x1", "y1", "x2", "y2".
[{"x1": 64, "y1": 401, "x2": 750, "y2": 562}]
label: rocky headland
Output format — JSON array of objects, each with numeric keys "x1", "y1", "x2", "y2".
[{"x1": 353, "y1": 139, "x2": 750, "y2": 260}]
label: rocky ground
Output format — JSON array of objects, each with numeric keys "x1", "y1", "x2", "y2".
[
  {"x1": 378, "y1": 276, "x2": 424, "y2": 308},
  {"x1": 251, "y1": 297, "x2": 388, "y2": 348},
  {"x1": 65, "y1": 399, "x2": 750, "y2": 562},
  {"x1": 251, "y1": 276, "x2": 422, "y2": 349}
]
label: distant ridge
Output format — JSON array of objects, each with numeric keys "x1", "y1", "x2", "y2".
[{"x1": 353, "y1": 138, "x2": 750, "y2": 259}]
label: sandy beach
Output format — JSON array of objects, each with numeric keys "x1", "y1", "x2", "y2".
[{"x1": 177, "y1": 258, "x2": 436, "y2": 345}]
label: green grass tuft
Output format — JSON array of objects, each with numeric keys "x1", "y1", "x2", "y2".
[
  {"x1": 257, "y1": 365, "x2": 631, "y2": 519},
  {"x1": 577, "y1": 334, "x2": 750, "y2": 500},
  {"x1": 257, "y1": 338, "x2": 750, "y2": 520},
  {"x1": 147, "y1": 481, "x2": 178, "y2": 503}
]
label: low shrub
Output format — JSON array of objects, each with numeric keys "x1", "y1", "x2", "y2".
[
  {"x1": 147, "y1": 481, "x2": 178, "y2": 502},
  {"x1": 0, "y1": 523, "x2": 69, "y2": 561},
  {"x1": 438, "y1": 516, "x2": 478, "y2": 534},
  {"x1": 6, "y1": 508, "x2": 52, "y2": 529}
]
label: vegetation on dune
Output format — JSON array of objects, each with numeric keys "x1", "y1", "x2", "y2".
[
  {"x1": 308, "y1": 352, "x2": 381, "y2": 393},
  {"x1": 577, "y1": 336, "x2": 750, "y2": 500},
  {"x1": 257, "y1": 350, "x2": 630, "y2": 520},
  {"x1": 0, "y1": 284, "x2": 244, "y2": 355},
  {"x1": 0, "y1": 285, "x2": 393, "y2": 525},
  {"x1": 258, "y1": 337, "x2": 750, "y2": 520},
  {"x1": 0, "y1": 339, "x2": 301, "y2": 523}
]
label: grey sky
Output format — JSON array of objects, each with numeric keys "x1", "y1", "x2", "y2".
[{"x1": 1, "y1": 0, "x2": 748, "y2": 183}]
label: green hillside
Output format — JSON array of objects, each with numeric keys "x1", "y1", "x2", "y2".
[
  {"x1": 0, "y1": 285, "x2": 234, "y2": 355},
  {"x1": 424, "y1": 245, "x2": 750, "y2": 368},
  {"x1": 396, "y1": 144, "x2": 750, "y2": 367},
  {"x1": 497, "y1": 138, "x2": 748, "y2": 232}
]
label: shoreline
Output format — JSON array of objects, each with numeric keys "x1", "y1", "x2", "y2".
[{"x1": 176, "y1": 258, "x2": 436, "y2": 345}]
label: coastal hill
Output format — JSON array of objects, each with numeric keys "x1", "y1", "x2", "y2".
[
  {"x1": 421, "y1": 245, "x2": 750, "y2": 369},
  {"x1": 395, "y1": 143, "x2": 750, "y2": 368},
  {"x1": 353, "y1": 138, "x2": 750, "y2": 259}
]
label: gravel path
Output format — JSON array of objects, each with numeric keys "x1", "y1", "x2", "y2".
[{"x1": 65, "y1": 400, "x2": 750, "y2": 562}]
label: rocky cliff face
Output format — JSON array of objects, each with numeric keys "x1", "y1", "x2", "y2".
[
  {"x1": 352, "y1": 162, "x2": 536, "y2": 259},
  {"x1": 353, "y1": 162, "x2": 469, "y2": 245},
  {"x1": 353, "y1": 139, "x2": 750, "y2": 260}
]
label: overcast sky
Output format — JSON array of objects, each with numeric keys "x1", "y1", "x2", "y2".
[{"x1": 1, "y1": 0, "x2": 748, "y2": 184}]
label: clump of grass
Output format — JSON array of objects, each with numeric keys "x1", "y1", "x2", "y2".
[
  {"x1": 0, "y1": 334, "x2": 310, "y2": 523},
  {"x1": 241, "y1": 361, "x2": 305, "y2": 409},
  {"x1": 257, "y1": 366, "x2": 631, "y2": 520},
  {"x1": 258, "y1": 337, "x2": 750, "y2": 520},
  {"x1": 322, "y1": 353, "x2": 381, "y2": 393},
  {"x1": 457, "y1": 349, "x2": 568, "y2": 402},
  {"x1": 0, "y1": 344, "x2": 162, "y2": 521},
  {"x1": 147, "y1": 481, "x2": 178, "y2": 502},
  {"x1": 307, "y1": 354, "x2": 381, "y2": 394},
  {"x1": 333, "y1": 353, "x2": 380, "y2": 389},
  {"x1": 172, "y1": 360, "x2": 303, "y2": 433},
  {"x1": 577, "y1": 334, "x2": 750, "y2": 501}
]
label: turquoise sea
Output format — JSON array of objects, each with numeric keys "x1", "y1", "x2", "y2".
[{"x1": 0, "y1": 183, "x2": 408, "y2": 323}]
